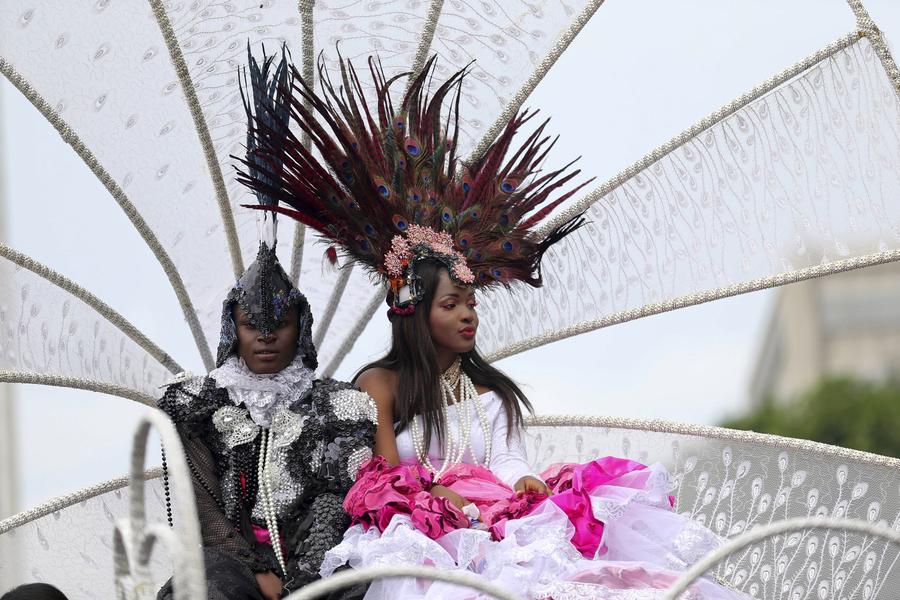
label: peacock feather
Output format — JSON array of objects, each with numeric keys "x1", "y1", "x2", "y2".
[{"x1": 235, "y1": 50, "x2": 592, "y2": 290}]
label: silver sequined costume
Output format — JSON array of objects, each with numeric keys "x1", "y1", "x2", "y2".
[{"x1": 157, "y1": 372, "x2": 376, "y2": 598}]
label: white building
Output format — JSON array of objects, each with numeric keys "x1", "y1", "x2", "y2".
[{"x1": 750, "y1": 261, "x2": 900, "y2": 406}]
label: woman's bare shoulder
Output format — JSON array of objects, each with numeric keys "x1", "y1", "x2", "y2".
[{"x1": 355, "y1": 367, "x2": 398, "y2": 402}]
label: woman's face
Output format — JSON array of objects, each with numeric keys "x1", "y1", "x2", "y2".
[
  {"x1": 233, "y1": 305, "x2": 299, "y2": 374},
  {"x1": 427, "y1": 269, "x2": 478, "y2": 356}
]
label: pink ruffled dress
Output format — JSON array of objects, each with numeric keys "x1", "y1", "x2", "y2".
[{"x1": 321, "y1": 392, "x2": 748, "y2": 599}]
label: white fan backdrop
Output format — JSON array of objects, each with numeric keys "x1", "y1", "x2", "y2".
[{"x1": 1, "y1": 0, "x2": 899, "y2": 515}]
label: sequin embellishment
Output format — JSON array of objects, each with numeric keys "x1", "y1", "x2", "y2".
[
  {"x1": 213, "y1": 405, "x2": 260, "y2": 448},
  {"x1": 328, "y1": 389, "x2": 378, "y2": 425},
  {"x1": 271, "y1": 408, "x2": 304, "y2": 448}
]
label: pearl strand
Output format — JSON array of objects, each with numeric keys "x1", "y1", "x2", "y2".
[
  {"x1": 412, "y1": 358, "x2": 492, "y2": 477},
  {"x1": 256, "y1": 429, "x2": 288, "y2": 579},
  {"x1": 466, "y1": 375, "x2": 492, "y2": 467},
  {"x1": 411, "y1": 361, "x2": 468, "y2": 479}
]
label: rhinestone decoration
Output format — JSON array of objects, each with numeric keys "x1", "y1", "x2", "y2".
[
  {"x1": 162, "y1": 370, "x2": 195, "y2": 388},
  {"x1": 346, "y1": 446, "x2": 373, "y2": 482},
  {"x1": 213, "y1": 405, "x2": 260, "y2": 448},
  {"x1": 271, "y1": 408, "x2": 305, "y2": 448},
  {"x1": 328, "y1": 389, "x2": 378, "y2": 425}
]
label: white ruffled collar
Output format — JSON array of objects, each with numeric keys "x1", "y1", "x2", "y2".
[{"x1": 209, "y1": 354, "x2": 315, "y2": 427}]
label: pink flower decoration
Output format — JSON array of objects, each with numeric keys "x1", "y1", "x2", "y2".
[
  {"x1": 382, "y1": 225, "x2": 475, "y2": 284},
  {"x1": 344, "y1": 456, "x2": 433, "y2": 531},
  {"x1": 452, "y1": 262, "x2": 475, "y2": 284},
  {"x1": 384, "y1": 236, "x2": 412, "y2": 279},
  {"x1": 409, "y1": 491, "x2": 469, "y2": 540}
]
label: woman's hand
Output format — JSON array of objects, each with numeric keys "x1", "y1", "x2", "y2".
[
  {"x1": 514, "y1": 475, "x2": 551, "y2": 496},
  {"x1": 431, "y1": 484, "x2": 470, "y2": 510},
  {"x1": 255, "y1": 571, "x2": 283, "y2": 600}
]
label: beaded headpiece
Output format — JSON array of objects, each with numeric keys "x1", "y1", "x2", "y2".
[
  {"x1": 236, "y1": 54, "x2": 590, "y2": 314},
  {"x1": 217, "y1": 47, "x2": 316, "y2": 368}
]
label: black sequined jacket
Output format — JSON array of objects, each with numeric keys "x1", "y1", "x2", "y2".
[{"x1": 157, "y1": 375, "x2": 377, "y2": 587}]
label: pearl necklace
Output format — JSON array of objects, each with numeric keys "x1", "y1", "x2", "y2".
[
  {"x1": 410, "y1": 357, "x2": 492, "y2": 479},
  {"x1": 256, "y1": 429, "x2": 288, "y2": 579}
]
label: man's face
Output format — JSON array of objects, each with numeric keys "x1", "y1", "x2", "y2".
[{"x1": 232, "y1": 305, "x2": 299, "y2": 374}]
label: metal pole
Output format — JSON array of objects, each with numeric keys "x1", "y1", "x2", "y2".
[{"x1": 0, "y1": 76, "x2": 23, "y2": 588}]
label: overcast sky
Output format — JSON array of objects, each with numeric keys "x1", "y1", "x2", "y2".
[{"x1": 2, "y1": 0, "x2": 899, "y2": 516}]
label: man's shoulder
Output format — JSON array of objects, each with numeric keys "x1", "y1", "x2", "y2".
[
  {"x1": 157, "y1": 372, "x2": 226, "y2": 423},
  {"x1": 304, "y1": 377, "x2": 378, "y2": 426}
]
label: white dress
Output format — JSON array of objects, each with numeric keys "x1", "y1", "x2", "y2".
[{"x1": 321, "y1": 393, "x2": 748, "y2": 599}]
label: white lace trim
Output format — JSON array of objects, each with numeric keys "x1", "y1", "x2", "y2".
[
  {"x1": 320, "y1": 468, "x2": 749, "y2": 600},
  {"x1": 591, "y1": 464, "x2": 674, "y2": 524},
  {"x1": 209, "y1": 354, "x2": 314, "y2": 427},
  {"x1": 544, "y1": 581, "x2": 701, "y2": 600}
]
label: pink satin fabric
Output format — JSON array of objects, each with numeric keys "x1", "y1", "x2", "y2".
[
  {"x1": 543, "y1": 457, "x2": 648, "y2": 557},
  {"x1": 345, "y1": 455, "x2": 657, "y2": 555},
  {"x1": 344, "y1": 456, "x2": 467, "y2": 539},
  {"x1": 252, "y1": 524, "x2": 272, "y2": 545}
]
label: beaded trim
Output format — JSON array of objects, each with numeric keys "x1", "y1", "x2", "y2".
[
  {"x1": 288, "y1": 0, "x2": 318, "y2": 284},
  {"x1": 0, "y1": 467, "x2": 162, "y2": 535},
  {"x1": 485, "y1": 248, "x2": 900, "y2": 363},
  {"x1": 845, "y1": 0, "x2": 900, "y2": 98},
  {"x1": 0, "y1": 242, "x2": 181, "y2": 375},
  {"x1": 313, "y1": 264, "x2": 354, "y2": 348},
  {"x1": 0, "y1": 371, "x2": 156, "y2": 406},
  {"x1": 406, "y1": 0, "x2": 446, "y2": 92},
  {"x1": 148, "y1": 0, "x2": 244, "y2": 278},
  {"x1": 0, "y1": 58, "x2": 215, "y2": 370}
]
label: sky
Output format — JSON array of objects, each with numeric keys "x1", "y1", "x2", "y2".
[{"x1": 2, "y1": 0, "x2": 899, "y2": 517}]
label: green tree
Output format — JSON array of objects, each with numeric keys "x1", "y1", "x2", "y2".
[{"x1": 721, "y1": 376, "x2": 900, "y2": 458}]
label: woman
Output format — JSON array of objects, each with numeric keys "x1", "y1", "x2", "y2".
[
  {"x1": 316, "y1": 260, "x2": 747, "y2": 599},
  {"x1": 238, "y1": 54, "x2": 748, "y2": 598}
]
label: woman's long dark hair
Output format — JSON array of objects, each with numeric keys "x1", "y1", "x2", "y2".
[{"x1": 354, "y1": 260, "x2": 533, "y2": 451}]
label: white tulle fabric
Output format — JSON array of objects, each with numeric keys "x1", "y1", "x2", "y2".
[{"x1": 321, "y1": 396, "x2": 750, "y2": 599}]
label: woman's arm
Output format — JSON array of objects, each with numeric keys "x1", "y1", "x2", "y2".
[
  {"x1": 355, "y1": 369, "x2": 471, "y2": 510},
  {"x1": 355, "y1": 369, "x2": 401, "y2": 465},
  {"x1": 488, "y1": 403, "x2": 548, "y2": 494}
]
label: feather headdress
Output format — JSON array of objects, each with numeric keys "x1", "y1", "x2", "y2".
[
  {"x1": 236, "y1": 52, "x2": 591, "y2": 313},
  {"x1": 217, "y1": 45, "x2": 315, "y2": 368}
]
